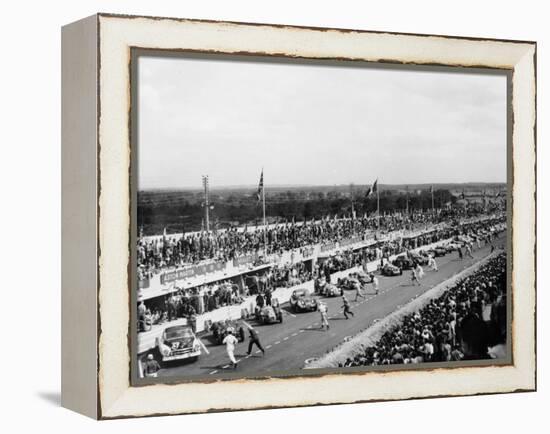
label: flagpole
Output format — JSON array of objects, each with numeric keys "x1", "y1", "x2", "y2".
[
  {"x1": 376, "y1": 182, "x2": 380, "y2": 230},
  {"x1": 262, "y1": 169, "x2": 267, "y2": 256},
  {"x1": 431, "y1": 187, "x2": 434, "y2": 215}
]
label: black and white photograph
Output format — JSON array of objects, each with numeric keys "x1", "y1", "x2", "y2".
[{"x1": 134, "y1": 54, "x2": 509, "y2": 382}]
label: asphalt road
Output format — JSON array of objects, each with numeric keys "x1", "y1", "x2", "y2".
[{"x1": 153, "y1": 232, "x2": 506, "y2": 379}]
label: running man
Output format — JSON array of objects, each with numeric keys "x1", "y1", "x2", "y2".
[
  {"x1": 428, "y1": 255, "x2": 438, "y2": 271},
  {"x1": 222, "y1": 328, "x2": 239, "y2": 369},
  {"x1": 244, "y1": 323, "x2": 265, "y2": 356},
  {"x1": 411, "y1": 269, "x2": 421, "y2": 286},
  {"x1": 341, "y1": 295, "x2": 354, "y2": 319},
  {"x1": 465, "y1": 243, "x2": 474, "y2": 259},
  {"x1": 318, "y1": 301, "x2": 330, "y2": 330},
  {"x1": 415, "y1": 263, "x2": 425, "y2": 279},
  {"x1": 354, "y1": 280, "x2": 366, "y2": 302},
  {"x1": 371, "y1": 273, "x2": 379, "y2": 295}
]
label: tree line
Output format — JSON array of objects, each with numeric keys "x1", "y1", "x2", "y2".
[{"x1": 138, "y1": 189, "x2": 457, "y2": 236}]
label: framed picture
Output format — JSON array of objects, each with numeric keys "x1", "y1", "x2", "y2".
[{"x1": 61, "y1": 13, "x2": 536, "y2": 419}]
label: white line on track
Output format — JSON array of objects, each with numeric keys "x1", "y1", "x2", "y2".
[
  {"x1": 266, "y1": 345, "x2": 272, "y2": 349},
  {"x1": 283, "y1": 337, "x2": 289, "y2": 341},
  {"x1": 210, "y1": 370, "x2": 218, "y2": 375},
  {"x1": 274, "y1": 341, "x2": 281, "y2": 345}
]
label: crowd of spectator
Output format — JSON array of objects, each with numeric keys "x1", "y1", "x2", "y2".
[
  {"x1": 340, "y1": 252, "x2": 507, "y2": 367},
  {"x1": 137, "y1": 207, "x2": 496, "y2": 280},
  {"x1": 138, "y1": 215, "x2": 505, "y2": 333},
  {"x1": 138, "y1": 261, "x2": 314, "y2": 330}
]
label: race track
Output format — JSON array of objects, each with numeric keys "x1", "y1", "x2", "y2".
[{"x1": 150, "y1": 233, "x2": 506, "y2": 379}]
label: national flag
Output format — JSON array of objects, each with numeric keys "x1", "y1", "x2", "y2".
[
  {"x1": 257, "y1": 169, "x2": 264, "y2": 201},
  {"x1": 366, "y1": 179, "x2": 378, "y2": 197}
]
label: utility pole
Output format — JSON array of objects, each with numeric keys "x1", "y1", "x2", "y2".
[
  {"x1": 350, "y1": 183, "x2": 355, "y2": 219},
  {"x1": 202, "y1": 175, "x2": 210, "y2": 232}
]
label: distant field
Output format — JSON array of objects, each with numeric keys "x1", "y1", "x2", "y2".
[{"x1": 137, "y1": 183, "x2": 506, "y2": 236}]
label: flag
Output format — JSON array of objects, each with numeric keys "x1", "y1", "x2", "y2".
[
  {"x1": 366, "y1": 179, "x2": 378, "y2": 197},
  {"x1": 257, "y1": 169, "x2": 264, "y2": 201}
]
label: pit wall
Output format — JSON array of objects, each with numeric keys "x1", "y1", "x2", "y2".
[
  {"x1": 137, "y1": 238, "x2": 452, "y2": 354},
  {"x1": 304, "y1": 251, "x2": 500, "y2": 369}
]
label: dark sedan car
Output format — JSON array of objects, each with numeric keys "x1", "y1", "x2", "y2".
[
  {"x1": 392, "y1": 255, "x2": 415, "y2": 270},
  {"x1": 289, "y1": 289, "x2": 318, "y2": 313}
]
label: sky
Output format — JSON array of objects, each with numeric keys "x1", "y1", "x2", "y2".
[{"x1": 137, "y1": 54, "x2": 507, "y2": 190}]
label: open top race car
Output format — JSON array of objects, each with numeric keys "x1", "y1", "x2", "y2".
[
  {"x1": 156, "y1": 325, "x2": 201, "y2": 363},
  {"x1": 255, "y1": 299, "x2": 284, "y2": 324},
  {"x1": 426, "y1": 245, "x2": 447, "y2": 257},
  {"x1": 289, "y1": 288, "x2": 318, "y2": 313},
  {"x1": 409, "y1": 251, "x2": 430, "y2": 265},
  {"x1": 381, "y1": 262, "x2": 403, "y2": 276},
  {"x1": 392, "y1": 254, "x2": 415, "y2": 270},
  {"x1": 314, "y1": 276, "x2": 328, "y2": 295},
  {"x1": 337, "y1": 276, "x2": 361, "y2": 291},
  {"x1": 321, "y1": 282, "x2": 344, "y2": 297},
  {"x1": 353, "y1": 271, "x2": 373, "y2": 285},
  {"x1": 210, "y1": 319, "x2": 246, "y2": 345}
]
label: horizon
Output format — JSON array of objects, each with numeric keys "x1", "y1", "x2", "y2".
[{"x1": 138, "y1": 180, "x2": 507, "y2": 192}]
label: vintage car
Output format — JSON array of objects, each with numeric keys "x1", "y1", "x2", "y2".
[
  {"x1": 392, "y1": 254, "x2": 415, "y2": 270},
  {"x1": 255, "y1": 299, "x2": 283, "y2": 324},
  {"x1": 314, "y1": 276, "x2": 328, "y2": 294},
  {"x1": 322, "y1": 283, "x2": 344, "y2": 297},
  {"x1": 156, "y1": 325, "x2": 201, "y2": 363},
  {"x1": 355, "y1": 271, "x2": 373, "y2": 284},
  {"x1": 443, "y1": 241, "x2": 463, "y2": 252},
  {"x1": 381, "y1": 262, "x2": 403, "y2": 276},
  {"x1": 210, "y1": 319, "x2": 246, "y2": 345},
  {"x1": 409, "y1": 251, "x2": 430, "y2": 265},
  {"x1": 427, "y1": 245, "x2": 447, "y2": 257},
  {"x1": 289, "y1": 288, "x2": 318, "y2": 313},
  {"x1": 337, "y1": 276, "x2": 361, "y2": 291}
]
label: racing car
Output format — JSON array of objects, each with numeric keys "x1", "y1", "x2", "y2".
[
  {"x1": 255, "y1": 300, "x2": 284, "y2": 324},
  {"x1": 381, "y1": 262, "x2": 403, "y2": 276},
  {"x1": 322, "y1": 283, "x2": 344, "y2": 297},
  {"x1": 314, "y1": 276, "x2": 328, "y2": 295},
  {"x1": 409, "y1": 251, "x2": 430, "y2": 265},
  {"x1": 156, "y1": 325, "x2": 202, "y2": 363},
  {"x1": 337, "y1": 276, "x2": 361, "y2": 291},
  {"x1": 289, "y1": 288, "x2": 318, "y2": 313},
  {"x1": 354, "y1": 271, "x2": 373, "y2": 284},
  {"x1": 392, "y1": 254, "x2": 415, "y2": 270},
  {"x1": 426, "y1": 245, "x2": 447, "y2": 257},
  {"x1": 210, "y1": 319, "x2": 246, "y2": 345}
]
